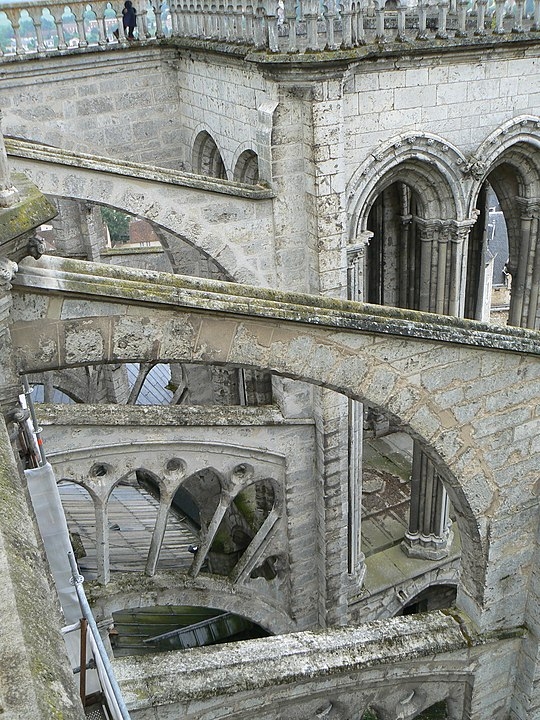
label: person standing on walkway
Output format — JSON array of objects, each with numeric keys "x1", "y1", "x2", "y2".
[{"x1": 114, "y1": 0, "x2": 137, "y2": 41}]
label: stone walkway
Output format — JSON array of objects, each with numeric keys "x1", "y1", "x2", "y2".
[{"x1": 362, "y1": 432, "x2": 413, "y2": 558}]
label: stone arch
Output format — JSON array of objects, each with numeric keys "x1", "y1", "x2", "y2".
[
  {"x1": 207, "y1": 475, "x2": 284, "y2": 583},
  {"x1": 89, "y1": 574, "x2": 295, "y2": 635},
  {"x1": 348, "y1": 132, "x2": 470, "y2": 239},
  {"x1": 28, "y1": 375, "x2": 80, "y2": 403},
  {"x1": 233, "y1": 148, "x2": 260, "y2": 184},
  {"x1": 398, "y1": 583, "x2": 458, "y2": 616},
  {"x1": 8, "y1": 149, "x2": 277, "y2": 286},
  {"x1": 57, "y1": 475, "x2": 99, "y2": 503},
  {"x1": 46, "y1": 437, "x2": 288, "y2": 586},
  {"x1": 15, "y1": 285, "x2": 510, "y2": 616},
  {"x1": 44, "y1": 194, "x2": 234, "y2": 281},
  {"x1": 468, "y1": 116, "x2": 540, "y2": 328},
  {"x1": 105, "y1": 468, "x2": 163, "y2": 571},
  {"x1": 192, "y1": 129, "x2": 227, "y2": 180},
  {"x1": 180, "y1": 466, "x2": 224, "y2": 528},
  {"x1": 347, "y1": 133, "x2": 474, "y2": 315},
  {"x1": 56, "y1": 479, "x2": 98, "y2": 568},
  {"x1": 469, "y1": 115, "x2": 540, "y2": 206}
]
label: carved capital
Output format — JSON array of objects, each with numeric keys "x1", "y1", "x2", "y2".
[
  {"x1": 347, "y1": 230, "x2": 372, "y2": 265},
  {"x1": 516, "y1": 196, "x2": 540, "y2": 218}
]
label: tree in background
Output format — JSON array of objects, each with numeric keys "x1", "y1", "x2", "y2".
[{"x1": 101, "y1": 207, "x2": 131, "y2": 245}]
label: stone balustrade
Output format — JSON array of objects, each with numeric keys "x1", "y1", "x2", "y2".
[{"x1": 0, "y1": 0, "x2": 539, "y2": 55}]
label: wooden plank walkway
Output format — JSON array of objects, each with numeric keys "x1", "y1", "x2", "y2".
[{"x1": 59, "y1": 482, "x2": 197, "y2": 578}]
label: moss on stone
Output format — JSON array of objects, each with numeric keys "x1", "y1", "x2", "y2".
[{"x1": 0, "y1": 172, "x2": 56, "y2": 247}]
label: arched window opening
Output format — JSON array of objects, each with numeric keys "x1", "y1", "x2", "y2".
[
  {"x1": 31, "y1": 362, "x2": 273, "y2": 407},
  {"x1": 233, "y1": 150, "x2": 260, "y2": 184},
  {"x1": 180, "y1": 468, "x2": 222, "y2": 531},
  {"x1": 399, "y1": 585, "x2": 457, "y2": 616},
  {"x1": 208, "y1": 480, "x2": 277, "y2": 579},
  {"x1": 468, "y1": 178, "x2": 511, "y2": 323},
  {"x1": 57, "y1": 480, "x2": 97, "y2": 580},
  {"x1": 192, "y1": 131, "x2": 227, "y2": 179},
  {"x1": 109, "y1": 605, "x2": 270, "y2": 657},
  {"x1": 366, "y1": 181, "x2": 422, "y2": 309},
  {"x1": 29, "y1": 382, "x2": 76, "y2": 404},
  {"x1": 106, "y1": 474, "x2": 160, "y2": 573},
  {"x1": 136, "y1": 470, "x2": 199, "y2": 573},
  {"x1": 413, "y1": 700, "x2": 449, "y2": 719}
]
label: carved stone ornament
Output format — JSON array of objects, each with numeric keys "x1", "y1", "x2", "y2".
[
  {"x1": 27, "y1": 235, "x2": 46, "y2": 260},
  {"x1": 465, "y1": 157, "x2": 487, "y2": 180},
  {"x1": 0, "y1": 256, "x2": 18, "y2": 289}
]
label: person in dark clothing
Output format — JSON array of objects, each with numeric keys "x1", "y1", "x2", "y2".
[
  {"x1": 122, "y1": 1, "x2": 137, "y2": 39},
  {"x1": 113, "y1": 0, "x2": 137, "y2": 40}
]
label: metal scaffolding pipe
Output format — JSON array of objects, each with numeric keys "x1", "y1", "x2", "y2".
[{"x1": 68, "y1": 552, "x2": 131, "y2": 720}]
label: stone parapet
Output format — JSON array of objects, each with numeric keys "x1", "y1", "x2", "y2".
[{"x1": 2, "y1": 0, "x2": 540, "y2": 57}]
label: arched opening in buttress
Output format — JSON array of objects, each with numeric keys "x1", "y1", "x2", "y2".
[{"x1": 192, "y1": 130, "x2": 227, "y2": 179}]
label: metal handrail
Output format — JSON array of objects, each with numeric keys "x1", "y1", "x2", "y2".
[{"x1": 68, "y1": 552, "x2": 132, "y2": 720}]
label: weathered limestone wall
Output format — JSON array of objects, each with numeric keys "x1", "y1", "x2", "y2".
[
  {"x1": 174, "y1": 53, "x2": 272, "y2": 179},
  {"x1": 113, "y1": 611, "x2": 519, "y2": 719},
  {"x1": 0, "y1": 49, "x2": 185, "y2": 168},
  {"x1": 9, "y1": 256, "x2": 540, "y2": 639},
  {"x1": 4, "y1": 45, "x2": 540, "y2": 255},
  {"x1": 344, "y1": 48, "x2": 540, "y2": 166},
  {"x1": 0, "y1": 417, "x2": 83, "y2": 720}
]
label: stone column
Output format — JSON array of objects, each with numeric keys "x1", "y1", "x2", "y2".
[
  {"x1": 401, "y1": 445, "x2": 453, "y2": 560},
  {"x1": 415, "y1": 218, "x2": 475, "y2": 316},
  {"x1": 448, "y1": 220, "x2": 476, "y2": 318},
  {"x1": 401, "y1": 219, "x2": 470, "y2": 560},
  {"x1": 346, "y1": 231, "x2": 372, "y2": 304},
  {"x1": 417, "y1": 220, "x2": 437, "y2": 312},
  {"x1": 508, "y1": 198, "x2": 540, "y2": 330},
  {"x1": 345, "y1": 236, "x2": 371, "y2": 584}
]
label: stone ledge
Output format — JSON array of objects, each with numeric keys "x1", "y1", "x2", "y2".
[
  {"x1": 112, "y1": 610, "x2": 498, "y2": 708},
  {"x1": 14, "y1": 255, "x2": 540, "y2": 358},
  {"x1": 5, "y1": 138, "x2": 275, "y2": 201},
  {"x1": 36, "y1": 403, "x2": 314, "y2": 427},
  {"x1": 0, "y1": 172, "x2": 56, "y2": 260}
]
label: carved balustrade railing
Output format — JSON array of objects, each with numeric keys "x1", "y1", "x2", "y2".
[{"x1": 0, "y1": 0, "x2": 538, "y2": 56}]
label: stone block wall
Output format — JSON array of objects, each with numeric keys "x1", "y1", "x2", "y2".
[
  {"x1": 343, "y1": 50, "x2": 539, "y2": 167},
  {"x1": 0, "y1": 48, "x2": 184, "y2": 168},
  {"x1": 174, "y1": 53, "x2": 271, "y2": 180}
]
